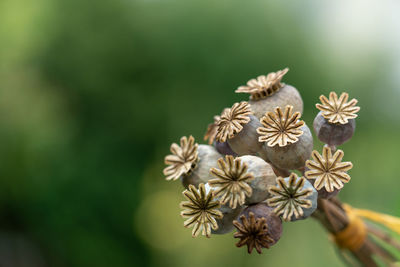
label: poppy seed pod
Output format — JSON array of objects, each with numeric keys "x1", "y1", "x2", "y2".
[
  {"x1": 202, "y1": 108, "x2": 238, "y2": 156},
  {"x1": 303, "y1": 166, "x2": 341, "y2": 199},
  {"x1": 240, "y1": 155, "x2": 277, "y2": 205},
  {"x1": 213, "y1": 141, "x2": 237, "y2": 156},
  {"x1": 236, "y1": 68, "x2": 303, "y2": 119},
  {"x1": 313, "y1": 111, "x2": 356, "y2": 146},
  {"x1": 163, "y1": 136, "x2": 222, "y2": 189},
  {"x1": 212, "y1": 203, "x2": 243, "y2": 235},
  {"x1": 314, "y1": 92, "x2": 360, "y2": 146},
  {"x1": 233, "y1": 203, "x2": 282, "y2": 253},
  {"x1": 181, "y1": 144, "x2": 222, "y2": 189},
  {"x1": 215, "y1": 102, "x2": 263, "y2": 156},
  {"x1": 196, "y1": 183, "x2": 244, "y2": 235},
  {"x1": 227, "y1": 115, "x2": 263, "y2": 156},
  {"x1": 209, "y1": 155, "x2": 277, "y2": 209},
  {"x1": 267, "y1": 173, "x2": 318, "y2": 221},
  {"x1": 257, "y1": 106, "x2": 313, "y2": 170}
]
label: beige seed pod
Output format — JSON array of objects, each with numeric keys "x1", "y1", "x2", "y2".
[
  {"x1": 163, "y1": 136, "x2": 221, "y2": 188},
  {"x1": 215, "y1": 102, "x2": 263, "y2": 156},
  {"x1": 181, "y1": 144, "x2": 222, "y2": 189},
  {"x1": 264, "y1": 124, "x2": 313, "y2": 170},
  {"x1": 257, "y1": 106, "x2": 313, "y2": 170},
  {"x1": 236, "y1": 68, "x2": 303, "y2": 119},
  {"x1": 209, "y1": 155, "x2": 276, "y2": 207},
  {"x1": 201, "y1": 183, "x2": 244, "y2": 235},
  {"x1": 240, "y1": 155, "x2": 277, "y2": 205}
]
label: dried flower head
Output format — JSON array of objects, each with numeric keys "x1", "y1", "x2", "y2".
[
  {"x1": 233, "y1": 212, "x2": 274, "y2": 254},
  {"x1": 236, "y1": 68, "x2": 289, "y2": 100},
  {"x1": 267, "y1": 173, "x2": 312, "y2": 221},
  {"x1": 257, "y1": 105, "x2": 304, "y2": 147},
  {"x1": 316, "y1": 92, "x2": 360, "y2": 124},
  {"x1": 305, "y1": 146, "x2": 353, "y2": 192},
  {"x1": 215, "y1": 102, "x2": 252, "y2": 142},
  {"x1": 204, "y1": 108, "x2": 229, "y2": 145},
  {"x1": 204, "y1": 115, "x2": 220, "y2": 145},
  {"x1": 163, "y1": 136, "x2": 198, "y2": 181},
  {"x1": 209, "y1": 155, "x2": 254, "y2": 209},
  {"x1": 180, "y1": 183, "x2": 223, "y2": 237}
]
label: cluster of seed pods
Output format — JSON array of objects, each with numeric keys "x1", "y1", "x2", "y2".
[{"x1": 164, "y1": 68, "x2": 359, "y2": 254}]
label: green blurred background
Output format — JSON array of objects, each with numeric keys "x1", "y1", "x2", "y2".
[{"x1": 1, "y1": 0, "x2": 399, "y2": 266}]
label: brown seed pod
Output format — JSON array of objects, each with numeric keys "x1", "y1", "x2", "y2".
[
  {"x1": 213, "y1": 141, "x2": 238, "y2": 156},
  {"x1": 236, "y1": 68, "x2": 303, "y2": 118},
  {"x1": 212, "y1": 203, "x2": 243, "y2": 235},
  {"x1": 233, "y1": 203, "x2": 282, "y2": 254},
  {"x1": 313, "y1": 111, "x2": 356, "y2": 146}
]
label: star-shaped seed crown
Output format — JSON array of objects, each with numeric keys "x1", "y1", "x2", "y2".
[
  {"x1": 236, "y1": 68, "x2": 289, "y2": 100},
  {"x1": 267, "y1": 173, "x2": 312, "y2": 221},
  {"x1": 163, "y1": 136, "x2": 198, "y2": 181},
  {"x1": 305, "y1": 146, "x2": 353, "y2": 192},
  {"x1": 180, "y1": 183, "x2": 223, "y2": 238},
  {"x1": 257, "y1": 105, "x2": 304, "y2": 147},
  {"x1": 215, "y1": 102, "x2": 252, "y2": 142},
  {"x1": 233, "y1": 212, "x2": 274, "y2": 254},
  {"x1": 316, "y1": 92, "x2": 360, "y2": 124},
  {"x1": 209, "y1": 155, "x2": 254, "y2": 209}
]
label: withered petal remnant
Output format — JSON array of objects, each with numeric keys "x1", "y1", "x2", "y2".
[
  {"x1": 209, "y1": 155, "x2": 254, "y2": 209},
  {"x1": 257, "y1": 105, "x2": 304, "y2": 147},
  {"x1": 305, "y1": 146, "x2": 353, "y2": 192}
]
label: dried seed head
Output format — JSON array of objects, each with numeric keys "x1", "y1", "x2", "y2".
[
  {"x1": 239, "y1": 155, "x2": 277, "y2": 205},
  {"x1": 257, "y1": 105, "x2": 305, "y2": 147},
  {"x1": 204, "y1": 108, "x2": 230, "y2": 145},
  {"x1": 213, "y1": 141, "x2": 237, "y2": 156},
  {"x1": 233, "y1": 212, "x2": 274, "y2": 254},
  {"x1": 305, "y1": 146, "x2": 353, "y2": 192},
  {"x1": 316, "y1": 92, "x2": 360, "y2": 124},
  {"x1": 204, "y1": 115, "x2": 221, "y2": 145},
  {"x1": 233, "y1": 203, "x2": 282, "y2": 254},
  {"x1": 216, "y1": 102, "x2": 252, "y2": 142},
  {"x1": 267, "y1": 173, "x2": 317, "y2": 221},
  {"x1": 248, "y1": 85, "x2": 304, "y2": 119},
  {"x1": 209, "y1": 155, "x2": 254, "y2": 209},
  {"x1": 212, "y1": 203, "x2": 243, "y2": 235},
  {"x1": 264, "y1": 123, "x2": 313, "y2": 170},
  {"x1": 163, "y1": 136, "x2": 198, "y2": 181},
  {"x1": 180, "y1": 183, "x2": 223, "y2": 238},
  {"x1": 180, "y1": 145, "x2": 221, "y2": 189},
  {"x1": 227, "y1": 114, "x2": 263, "y2": 156},
  {"x1": 236, "y1": 68, "x2": 289, "y2": 100}
]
